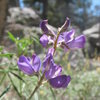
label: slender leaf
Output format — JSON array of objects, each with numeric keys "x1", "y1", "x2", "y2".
[
  {"x1": 0, "y1": 53, "x2": 14, "y2": 59},
  {"x1": 10, "y1": 72, "x2": 25, "y2": 83},
  {"x1": 0, "y1": 74, "x2": 6, "y2": 85},
  {"x1": 0, "y1": 85, "x2": 11, "y2": 98},
  {"x1": 8, "y1": 74, "x2": 21, "y2": 97},
  {"x1": 32, "y1": 36, "x2": 40, "y2": 45},
  {"x1": 8, "y1": 31, "x2": 16, "y2": 42},
  {"x1": 50, "y1": 87, "x2": 56, "y2": 100}
]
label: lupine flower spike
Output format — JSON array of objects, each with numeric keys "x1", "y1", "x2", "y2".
[{"x1": 17, "y1": 17, "x2": 86, "y2": 99}]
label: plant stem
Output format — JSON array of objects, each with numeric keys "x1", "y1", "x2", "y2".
[
  {"x1": 28, "y1": 72, "x2": 45, "y2": 100},
  {"x1": 28, "y1": 28, "x2": 61, "y2": 100},
  {"x1": 54, "y1": 31, "x2": 60, "y2": 53},
  {"x1": 50, "y1": 87, "x2": 56, "y2": 100}
]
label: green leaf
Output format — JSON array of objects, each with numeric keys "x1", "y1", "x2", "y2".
[
  {"x1": 0, "y1": 74, "x2": 6, "y2": 85},
  {"x1": 32, "y1": 36, "x2": 40, "y2": 45},
  {"x1": 8, "y1": 74, "x2": 21, "y2": 97},
  {"x1": 10, "y1": 72, "x2": 25, "y2": 83},
  {"x1": 0, "y1": 85, "x2": 11, "y2": 98},
  {"x1": 50, "y1": 87, "x2": 56, "y2": 100},
  {"x1": 8, "y1": 31, "x2": 16, "y2": 42},
  {"x1": 0, "y1": 53, "x2": 14, "y2": 59}
]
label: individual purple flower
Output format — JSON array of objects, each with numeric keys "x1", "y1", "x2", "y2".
[
  {"x1": 43, "y1": 53, "x2": 71, "y2": 88},
  {"x1": 40, "y1": 34, "x2": 49, "y2": 47},
  {"x1": 40, "y1": 20, "x2": 55, "y2": 36},
  {"x1": 60, "y1": 29, "x2": 86, "y2": 52},
  {"x1": 39, "y1": 20, "x2": 56, "y2": 47},
  {"x1": 17, "y1": 54, "x2": 41, "y2": 75},
  {"x1": 49, "y1": 75, "x2": 71, "y2": 88},
  {"x1": 40, "y1": 20, "x2": 48, "y2": 34}
]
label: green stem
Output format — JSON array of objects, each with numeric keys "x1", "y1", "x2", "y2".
[
  {"x1": 28, "y1": 72, "x2": 45, "y2": 100},
  {"x1": 54, "y1": 31, "x2": 60, "y2": 53},
  {"x1": 50, "y1": 87, "x2": 56, "y2": 100}
]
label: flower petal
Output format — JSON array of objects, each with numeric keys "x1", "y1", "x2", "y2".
[
  {"x1": 40, "y1": 20, "x2": 48, "y2": 34},
  {"x1": 49, "y1": 75, "x2": 71, "y2": 88},
  {"x1": 17, "y1": 56, "x2": 34, "y2": 75},
  {"x1": 32, "y1": 54, "x2": 41, "y2": 72},
  {"x1": 64, "y1": 29, "x2": 75, "y2": 43},
  {"x1": 68, "y1": 35, "x2": 86, "y2": 49},
  {"x1": 57, "y1": 34, "x2": 64, "y2": 44},
  {"x1": 60, "y1": 17, "x2": 70, "y2": 32},
  {"x1": 40, "y1": 34, "x2": 49, "y2": 47},
  {"x1": 43, "y1": 54, "x2": 53, "y2": 72},
  {"x1": 47, "y1": 48, "x2": 54, "y2": 56},
  {"x1": 45, "y1": 60, "x2": 62, "y2": 79}
]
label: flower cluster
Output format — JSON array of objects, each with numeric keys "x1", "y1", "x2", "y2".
[
  {"x1": 43, "y1": 48, "x2": 71, "y2": 88},
  {"x1": 17, "y1": 17, "x2": 85, "y2": 90},
  {"x1": 40, "y1": 18, "x2": 85, "y2": 52}
]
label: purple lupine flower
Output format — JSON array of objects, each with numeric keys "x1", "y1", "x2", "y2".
[
  {"x1": 60, "y1": 29, "x2": 86, "y2": 52},
  {"x1": 40, "y1": 20, "x2": 48, "y2": 34},
  {"x1": 43, "y1": 52, "x2": 71, "y2": 88},
  {"x1": 40, "y1": 34, "x2": 49, "y2": 47},
  {"x1": 40, "y1": 20, "x2": 56, "y2": 47},
  {"x1": 17, "y1": 54, "x2": 41, "y2": 75},
  {"x1": 49, "y1": 75, "x2": 71, "y2": 88}
]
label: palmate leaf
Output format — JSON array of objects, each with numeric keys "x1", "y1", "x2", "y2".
[{"x1": 0, "y1": 85, "x2": 11, "y2": 98}]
